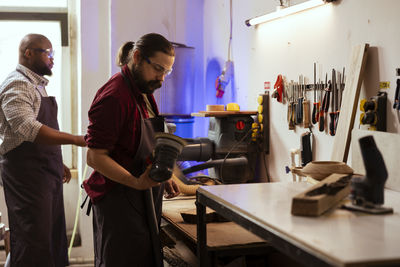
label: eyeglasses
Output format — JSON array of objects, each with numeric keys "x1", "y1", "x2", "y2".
[
  {"x1": 30, "y1": 48, "x2": 55, "y2": 59},
  {"x1": 144, "y1": 56, "x2": 172, "y2": 76}
]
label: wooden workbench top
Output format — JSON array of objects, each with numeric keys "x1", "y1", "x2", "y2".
[{"x1": 162, "y1": 196, "x2": 267, "y2": 249}]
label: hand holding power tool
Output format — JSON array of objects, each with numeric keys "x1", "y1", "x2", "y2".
[{"x1": 148, "y1": 132, "x2": 187, "y2": 182}]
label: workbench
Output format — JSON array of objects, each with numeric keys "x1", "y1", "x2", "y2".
[
  {"x1": 162, "y1": 196, "x2": 271, "y2": 265},
  {"x1": 196, "y1": 182, "x2": 400, "y2": 267}
]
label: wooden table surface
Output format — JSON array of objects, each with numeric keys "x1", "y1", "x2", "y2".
[
  {"x1": 197, "y1": 182, "x2": 400, "y2": 266},
  {"x1": 162, "y1": 196, "x2": 267, "y2": 249}
]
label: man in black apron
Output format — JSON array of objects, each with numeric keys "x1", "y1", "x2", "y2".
[
  {"x1": 84, "y1": 33, "x2": 180, "y2": 266},
  {"x1": 0, "y1": 34, "x2": 86, "y2": 266}
]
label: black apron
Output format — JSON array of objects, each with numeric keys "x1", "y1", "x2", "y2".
[
  {"x1": 1, "y1": 94, "x2": 68, "y2": 267},
  {"x1": 92, "y1": 73, "x2": 165, "y2": 267}
]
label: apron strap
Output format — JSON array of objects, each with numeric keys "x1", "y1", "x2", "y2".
[{"x1": 80, "y1": 185, "x2": 92, "y2": 216}]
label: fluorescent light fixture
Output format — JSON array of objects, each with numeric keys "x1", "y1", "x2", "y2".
[{"x1": 245, "y1": 0, "x2": 334, "y2": 27}]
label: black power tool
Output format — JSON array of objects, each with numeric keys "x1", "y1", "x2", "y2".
[{"x1": 344, "y1": 135, "x2": 393, "y2": 214}]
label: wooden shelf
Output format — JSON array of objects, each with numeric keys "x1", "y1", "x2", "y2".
[{"x1": 191, "y1": 111, "x2": 257, "y2": 117}]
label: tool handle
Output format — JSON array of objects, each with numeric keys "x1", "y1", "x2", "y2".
[
  {"x1": 312, "y1": 103, "x2": 317, "y2": 124},
  {"x1": 297, "y1": 98, "x2": 303, "y2": 124},
  {"x1": 324, "y1": 90, "x2": 331, "y2": 112},
  {"x1": 288, "y1": 103, "x2": 295, "y2": 130},
  {"x1": 319, "y1": 110, "x2": 325, "y2": 132},
  {"x1": 303, "y1": 100, "x2": 310, "y2": 127},
  {"x1": 329, "y1": 112, "x2": 336, "y2": 136},
  {"x1": 301, "y1": 132, "x2": 312, "y2": 167},
  {"x1": 315, "y1": 101, "x2": 320, "y2": 123},
  {"x1": 290, "y1": 103, "x2": 296, "y2": 129}
]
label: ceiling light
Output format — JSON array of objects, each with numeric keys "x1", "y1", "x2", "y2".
[{"x1": 245, "y1": 0, "x2": 336, "y2": 27}]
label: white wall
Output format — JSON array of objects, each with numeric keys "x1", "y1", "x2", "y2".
[{"x1": 204, "y1": 0, "x2": 400, "y2": 182}]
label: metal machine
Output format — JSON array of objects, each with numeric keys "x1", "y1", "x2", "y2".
[{"x1": 178, "y1": 114, "x2": 258, "y2": 184}]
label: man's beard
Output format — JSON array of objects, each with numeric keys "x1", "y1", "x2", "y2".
[
  {"x1": 132, "y1": 63, "x2": 162, "y2": 94},
  {"x1": 35, "y1": 64, "x2": 52, "y2": 76}
]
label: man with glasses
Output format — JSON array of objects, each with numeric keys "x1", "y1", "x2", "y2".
[
  {"x1": 83, "y1": 33, "x2": 180, "y2": 266},
  {"x1": 0, "y1": 33, "x2": 86, "y2": 267}
]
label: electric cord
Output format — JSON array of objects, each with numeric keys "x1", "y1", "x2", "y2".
[
  {"x1": 227, "y1": 0, "x2": 233, "y2": 61},
  {"x1": 219, "y1": 125, "x2": 257, "y2": 182},
  {"x1": 68, "y1": 163, "x2": 89, "y2": 258}
]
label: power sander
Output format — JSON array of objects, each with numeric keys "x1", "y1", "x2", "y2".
[
  {"x1": 344, "y1": 135, "x2": 393, "y2": 214},
  {"x1": 149, "y1": 132, "x2": 187, "y2": 182}
]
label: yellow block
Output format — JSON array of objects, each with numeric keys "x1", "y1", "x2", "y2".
[{"x1": 226, "y1": 103, "x2": 240, "y2": 111}]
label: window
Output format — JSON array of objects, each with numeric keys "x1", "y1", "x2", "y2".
[{"x1": 0, "y1": 2, "x2": 74, "y2": 167}]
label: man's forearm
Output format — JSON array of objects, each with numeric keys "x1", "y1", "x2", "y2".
[{"x1": 34, "y1": 124, "x2": 83, "y2": 145}]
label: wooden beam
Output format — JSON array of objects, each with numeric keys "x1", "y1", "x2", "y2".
[{"x1": 331, "y1": 44, "x2": 369, "y2": 162}]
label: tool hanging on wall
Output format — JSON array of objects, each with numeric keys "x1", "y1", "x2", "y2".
[
  {"x1": 312, "y1": 63, "x2": 320, "y2": 125},
  {"x1": 393, "y1": 79, "x2": 400, "y2": 110},
  {"x1": 302, "y1": 77, "x2": 311, "y2": 128},
  {"x1": 216, "y1": 0, "x2": 234, "y2": 98},
  {"x1": 296, "y1": 77, "x2": 304, "y2": 124},
  {"x1": 272, "y1": 74, "x2": 284, "y2": 102},
  {"x1": 287, "y1": 82, "x2": 295, "y2": 130},
  {"x1": 301, "y1": 131, "x2": 312, "y2": 167},
  {"x1": 335, "y1": 67, "x2": 345, "y2": 131},
  {"x1": 319, "y1": 74, "x2": 329, "y2": 132},
  {"x1": 329, "y1": 69, "x2": 336, "y2": 136},
  {"x1": 359, "y1": 91, "x2": 387, "y2": 131}
]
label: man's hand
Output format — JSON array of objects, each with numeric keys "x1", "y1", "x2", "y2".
[
  {"x1": 164, "y1": 178, "x2": 180, "y2": 199},
  {"x1": 63, "y1": 164, "x2": 71, "y2": 183},
  {"x1": 74, "y1": 135, "x2": 87, "y2": 147},
  {"x1": 135, "y1": 166, "x2": 160, "y2": 190}
]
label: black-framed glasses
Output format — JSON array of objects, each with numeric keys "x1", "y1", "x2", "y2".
[
  {"x1": 30, "y1": 48, "x2": 55, "y2": 59},
  {"x1": 144, "y1": 56, "x2": 172, "y2": 76}
]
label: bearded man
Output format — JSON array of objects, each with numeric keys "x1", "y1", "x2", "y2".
[{"x1": 83, "y1": 33, "x2": 180, "y2": 267}]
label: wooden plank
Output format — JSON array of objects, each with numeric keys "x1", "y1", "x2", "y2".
[
  {"x1": 291, "y1": 173, "x2": 351, "y2": 216},
  {"x1": 162, "y1": 198, "x2": 266, "y2": 248},
  {"x1": 331, "y1": 44, "x2": 369, "y2": 162},
  {"x1": 192, "y1": 111, "x2": 257, "y2": 117},
  {"x1": 351, "y1": 129, "x2": 400, "y2": 192}
]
